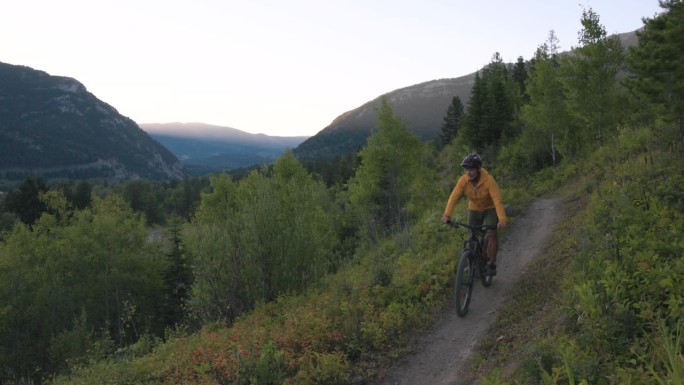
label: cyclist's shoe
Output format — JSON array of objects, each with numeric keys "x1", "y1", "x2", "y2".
[{"x1": 487, "y1": 263, "x2": 497, "y2": 276}]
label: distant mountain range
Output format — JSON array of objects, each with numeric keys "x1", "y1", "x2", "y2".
[
  {"x1": 0, "y1": 62, "x2": 184, "y2": 181},
  {"x1": 141, "y1": 123, "x2": 308, "y2": 175},
  {"x1": 294, "y1": 30, "x2": 639, "y2": 160},
  {"x1": 0, "y1": 31, "x2": 638, "y2": 181}
]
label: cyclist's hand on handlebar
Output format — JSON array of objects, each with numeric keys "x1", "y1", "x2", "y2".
[
  {"x1": 498, "y1": 220, "x2": 507, "y2": 229},
  {"x1": 441, "y1": 215, "x2": 450, "y2": 224}
]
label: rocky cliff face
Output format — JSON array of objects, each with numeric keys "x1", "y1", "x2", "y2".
[{"x1": 0, "y1": 62, "x2": 185, "y2": 180}]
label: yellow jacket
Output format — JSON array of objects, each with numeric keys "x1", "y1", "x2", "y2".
[{"x1": 443, "y1": 168, "x2": 507, "y2": 222}]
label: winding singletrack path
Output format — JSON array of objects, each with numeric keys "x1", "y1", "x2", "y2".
[{"x1": 376, "y1": 198, "x2": 564, "y2": 385}]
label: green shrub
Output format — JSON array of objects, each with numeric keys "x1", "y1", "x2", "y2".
[{"x1": 288, "y1": 352, "x2": 349, "y2": 385}]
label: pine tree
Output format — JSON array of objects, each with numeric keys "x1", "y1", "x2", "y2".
[
  {"x1": 347, "y1": 97, "x2": 422, "y2": 238},
  {"x1": 522, "y1": 31, "x2": 571, "y2": 165},
  {"x1": 511, "y1": 56, "x2": 529, "y2": 101},
  {"x1": 461, "y1": 72, "x2": 487, "y2": 151},
  {"x1": 439, "y1": 96, "x2": 464, "y2": 148},
  {"x1": 625, "y1": 0, "x2": 684, "y2": 143},
  {"x1": 162, "y1": 215, "x2": 192, "y2": 328},
  {"x1": 482, "y1": 52, "x2": 515, "y2": 146},
  {"x1": 560, "y1": 7, "x2": 625, "y2": 153},
  {"x1": 71, "y1": 180, "x2": 92, "y2": 210},
  {"x1": 3, "y1": 177, "x2": 48, "y2": 225},
  {"x1": 485, "y1": 74, "x2": 514, "y2": 142},
  {"x1": 461, "y1": 53, "x2": 517, "y2": 152}
]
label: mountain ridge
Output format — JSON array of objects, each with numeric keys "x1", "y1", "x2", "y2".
[
  {"x1": 294, "y1": 75, "x2": 475, "y2": 159},
  {"x1": 141, "y1": 122, "x2": 307, "y2": 146},
  {"x1": 0, "y1": 31, "x2": 638, "y2": 179},
  {"x1": 294, "y1": 30, "x2": 639, "y2": 160},
  {"x1": 140, "y1": 122, "x2": 308, "y2": 174},
  {"x1": 0, "y1": 62, "x2": 185, "y2": 181}
]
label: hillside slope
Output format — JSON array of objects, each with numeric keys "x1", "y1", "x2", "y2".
[
  {"x1": 0, "y1": 62, "x2": 185, "y2": 180},
  {"x1": 294, "y1": 74, "x2": 475, "y2": 159},
  {"x1": 294, "y1": 31, "x2": 639, "y2": 161},
  {"x1": 376, "y1": 199, "x2": 564, "y2": 385}
]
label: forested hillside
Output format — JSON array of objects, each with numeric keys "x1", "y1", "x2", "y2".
[
  {"x1": 293, "y1": 74, "x2": 476, "y2": 160},
  {"x1": 0, "y1": 3, "x2": 682, "y2": 384},
  {"x1": 0, "y1": 63, "x2": 185, "y2": 180}
]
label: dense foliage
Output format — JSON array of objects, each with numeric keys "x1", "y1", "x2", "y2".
[
  {"x1": 0, "y1": 194, "x2": 167, "y2": 381},
  {"x1": 185, "y1": 151, "x2": 338, "y2": 323},
  {"x1": 0, "y1": 3, "x2": 682, "y2": 384},
  {"x1": 347, "y1": 98, "x2": 427, "y2": 239},
  {"x1": 625, "y1": 0, "x2": 684, "y2": 131}
]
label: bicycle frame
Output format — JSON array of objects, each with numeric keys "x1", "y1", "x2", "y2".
[
  {"x1": 447, "y1": 220, "x2": 497, "y2": 316},
  {"x1": 449, "y1": 221, "x2": 495, "y2": 261},
  {"x1": 462, "y1": 228, "x2": 483, "y2": 259}
]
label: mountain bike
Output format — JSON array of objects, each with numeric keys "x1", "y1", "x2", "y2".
[{"x1": 447, "y1": 220, "x2": 497, "y2": 317}]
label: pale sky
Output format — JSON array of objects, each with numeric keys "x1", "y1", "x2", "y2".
[{"x1": 2, "y1": 1, "x2": 663, "y2": 137}]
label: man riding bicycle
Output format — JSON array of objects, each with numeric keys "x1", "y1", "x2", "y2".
[{"x1": 441, "y1": 154, "x2": 507, "y2": 276}]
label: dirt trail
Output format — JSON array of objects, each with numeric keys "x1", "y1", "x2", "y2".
[{"x1": 376, "y1": 198, "x2": 564, "y2": 385}]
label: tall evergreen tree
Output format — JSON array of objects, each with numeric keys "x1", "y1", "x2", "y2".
[
  {"x1": 484, "y1": 73, "x2": 514, "y2": 142},
  {"x1": 625, "y1": 0, "x2": 684, "y2": 143},
  {"x1": 511, "y1": 56, "x2": 529, "y2": 101},
  {"x1": 560, "y1": 7, "x2": 625, "y2": 153},
  {"x1": 347, "y1": 97, "x2": 422, "y2": 239},
  {"x1": 439, "y1": 96, "x2": 464, "y2": 148},
  {"x1": 461, "y1": 72, "x2": 487, "y2": 151},
  {"x1": 522, "y1": 31, "x2": 571, "y2": 165},
  {"x1": 482, "y1": 52, "x2": 515, "y2": 146},
  {"x1": 162, "y1": 215, "x2": 192, "y2": 328},
  {"x1": 3, "y1": 177, "x2": 48, "y2": 225},
  {"x1": 71, "y1": 180, "x2": 92, "y2": 210},
  {"x1": 461, "y1": 53, "x2": 517, "y2": 152}
]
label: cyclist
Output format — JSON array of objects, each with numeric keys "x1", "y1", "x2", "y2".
[{"x1": 441, "y1": 154, "x2": 507, "y2": 276}]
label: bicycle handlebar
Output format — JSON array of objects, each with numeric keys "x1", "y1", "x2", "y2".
[{"x1": 446, "y1": 220, "x2": 497, "y2": 232}]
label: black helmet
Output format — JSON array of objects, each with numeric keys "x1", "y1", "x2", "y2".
[{"x1": 460, "y1": 153, "x2": 482, "y2": 168}]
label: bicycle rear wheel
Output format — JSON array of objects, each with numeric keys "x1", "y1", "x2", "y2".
[{"x1": 454, "y1": 250, "x2": 474, "y2": 317}]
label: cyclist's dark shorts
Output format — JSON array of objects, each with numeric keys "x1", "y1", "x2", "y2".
[{"x1": 467, "y1": 208, "x2": 498, "y2": 232}]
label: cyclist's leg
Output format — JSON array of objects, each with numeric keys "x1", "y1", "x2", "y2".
[{"x1": 482, "y1": 208, "x2": 499, "y2": 265}]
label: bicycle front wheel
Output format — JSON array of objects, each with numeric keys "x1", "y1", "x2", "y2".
[{"x1": 454, "y1": 250, "x2": 474, "y2": 317}]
